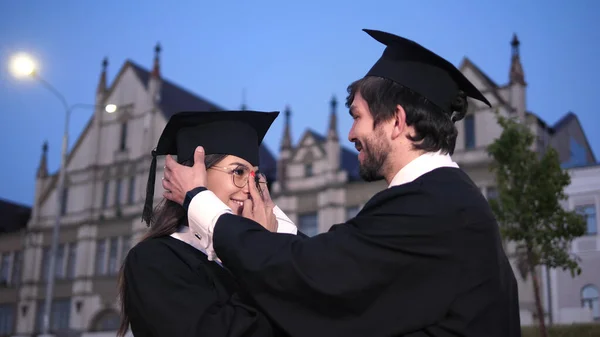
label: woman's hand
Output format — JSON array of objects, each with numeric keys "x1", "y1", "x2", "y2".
[{"x1": 242, "y1": 173, "x2": 278, "y2": 232}]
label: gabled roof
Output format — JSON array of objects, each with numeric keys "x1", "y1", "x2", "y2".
[
  {"x1": 291, "y1": 129, "x2": 327, "y2": 159},
  {"x1": 459, "y1": 57, "x2": 509, "y2": 107},
  {"x1": 526, "y1": 110, "x2": 597, "y2": 165},
  {"x1": 128, "y1": 61, "x2": 223, "y2": 119},
  {"x1": 550, "y1": 112, "x2": 597, "y2": 163},
  {"x1": 294, "y1": 128, "x2": 361, "y2": 181},
  {"x1": 0, "y1": 198, "x2": 30, "y2": 234},
  {"x1": 551, "y1": 111, "x2": 577, "y2": 131},
  {"x1": 459, "y1": 57, "x2": 499, "y2": 89},
  {"x1": 306, "y1": 130, "x2": 326, "y2": 143}
]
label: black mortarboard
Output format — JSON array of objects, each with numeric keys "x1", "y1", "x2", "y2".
[
  {"x1": 142, "y1": 110, "x2": 279, "y2": 225},
  {"x1": 363, "y1": 29, "x2": 491, "y2": 113}
]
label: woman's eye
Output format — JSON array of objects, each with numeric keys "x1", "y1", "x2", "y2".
[{"x1": 233, "y1": 168, "x2": 246, "y2": 176}]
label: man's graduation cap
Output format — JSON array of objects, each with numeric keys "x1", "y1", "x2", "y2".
[
  {"x1": 363, "y1": 29, "x2": 491, "y2": 113},
  {"x1": 142, "y1": 110, "x2": 279, "y2": 225}
]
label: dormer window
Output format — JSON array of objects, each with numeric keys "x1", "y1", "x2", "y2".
[{"x1": 305, "y1": 163, "x2": 313, "y2": 177}]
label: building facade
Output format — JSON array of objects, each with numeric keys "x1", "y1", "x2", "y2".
[
  {"x1": 545, "y1": 164, "x2": 600, "y2": 324},
  {"x1": 0, "y1": 35, "x2": 597, "y2": 336}
]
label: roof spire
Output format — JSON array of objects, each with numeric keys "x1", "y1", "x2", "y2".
[
  {"x1": 37, "y1": 141, "x2": 48, "y2": 178},
  {"x1": 511, "y1": 34, "x2": 520, "y2": 57},
  {"x1": 97, "y1": 57, "x2": 108, "y2": 94},
  {"x1": 281, "y1": 105, "x2": 292, "y2": 149},
  {"x1": 509, "y1": 33, "x2": 525, "y2": 85},
  {"x1": 152, "y1": 42, "x2": 161, "y2": 78},
  {"x1": 327, "y1": 95, "x2": 338, "y2": 140}
]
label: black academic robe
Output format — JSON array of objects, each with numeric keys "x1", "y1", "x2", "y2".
[
  {"x1": 123, "y1": 235, "x2": 281, "y2": 337},
  {"x1": 212, "y1": 167, "x2": 522, "y2": 337}
]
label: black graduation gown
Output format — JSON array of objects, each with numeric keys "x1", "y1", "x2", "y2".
[
  {"x1": 123, "y1": 235, "x2": 280, "y2": 337},
  {"x1": 212, "y1": 167, "x2": 522, "y2": 337}
]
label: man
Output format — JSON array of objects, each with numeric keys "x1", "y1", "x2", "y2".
[{"x1": 162, "y1": 29, "x2": 521, "y2": 337}]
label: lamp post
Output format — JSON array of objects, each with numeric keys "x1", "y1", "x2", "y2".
[{"x1": 9, "y1": 53, "x2": 115, "y2": 335}]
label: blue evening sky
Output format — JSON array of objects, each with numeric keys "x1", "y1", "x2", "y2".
[{"x1": 0, "y1": 0, "x2": 598, "y2": 206}]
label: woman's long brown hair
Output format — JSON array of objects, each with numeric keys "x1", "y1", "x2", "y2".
[{"x1": 117, "y1": 154, "x2": 226, "y2": 336}]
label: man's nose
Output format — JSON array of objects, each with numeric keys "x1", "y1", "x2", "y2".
[{"x1": 348, "y1": 126, "x2": 356, "y2": 143}]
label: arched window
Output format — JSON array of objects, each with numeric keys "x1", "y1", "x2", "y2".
[
  {"x1": 581, "y1": 284, "x2": 599, "y2": 320},
  {"x1": 91, "y1": 309, "x2": 120, "y2": 331}
]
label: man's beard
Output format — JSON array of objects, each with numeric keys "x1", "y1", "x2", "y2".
[{"x1": 357, "y1": 131, "x2": 390, "y2": 182}]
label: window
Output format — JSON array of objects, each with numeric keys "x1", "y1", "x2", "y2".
[
  {"x1": 51, "y1": 299, "x2": 71, "y2": 332},
  {"x1": 95, "y1": 240, "x2": 106, "y2": 275},
  {"x1": 581, "y1": 285, "x2": 599, "y2": 320},
  {"x1": 11, "y1": 251, "x2": 21, "y2": 285},
  {"x1": 0, "y1": 253, "x2": 9, "y2": 284},
  {"x1": 39, "y1": 243, "x2": 77, "y2": 281},
  {"x1": 108, "y1": 237, "x2": 119, "y2": 275},
  {"x1": 41, "y1": 248, "x2": 50, "y2": 281},
  {"x1": 298, "y1": 213, "x2": 318, "y2": 237},
  {"x1": 119, "y1": 122, "x2": 128, "y2": 151},
  {"x1": 35, "y1": 301, "x2": 43, "y2": 332},
  {"x1": 96, "y1": 236, "x2": 130, "y2": 275},
  {"x1": 60, "y1": 187, "x2": 68, "y2": 215},
  {"x1": 487, "y1": 187, "x2": 498, "y2": 201},
  {"x1": 35, "y1": 301, "x2": 44, "y2": 332},
  {"x1": 0, "y1": 252, "x2": 21, "y2": 286},
  {"x1": 35, "y1": 299, "x2": 71, "y2": 333},
  {"x1": 66, "y1": 244, "x2": 77, "y2": 279},
  {"x1": 54, "y1": 244, "x2": 65, "y2": 279},
  {"x1": 115, "y1": 179, "x2": 122, "y2": 206},
  {"x1": 128, "y1": 176, "x2": 136, "y2": 204},
  {"x1": 561, "y1": 137, "x2": 588, "y2": 168},
  {"x1": 0, "y1": 304, "x2": 15, "y2": 336},
  {"x1": 305, "y1": 163, "x2": 313, "y2": 177},
  {"x1": 102, "y1": 181, "x2": 110, "y2": 208},
  {"x1": 576, "y1": 205, "x2": 597, "y2": 235},
  {"x1": 464, "y1": 114, "x2": 475, "y2": 149}
]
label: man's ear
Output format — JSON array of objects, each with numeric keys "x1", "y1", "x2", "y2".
[{"x1": 391, "y1": 104, "x2": 407, "y2": 140}]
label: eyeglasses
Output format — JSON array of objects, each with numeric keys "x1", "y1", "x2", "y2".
[{"x1": 209, "y1": 165, "x2": 263, "y2": 191}]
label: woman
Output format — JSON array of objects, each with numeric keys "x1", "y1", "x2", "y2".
[{"x1": 117, "y1": 110, "x2": 296, "y2": 337}]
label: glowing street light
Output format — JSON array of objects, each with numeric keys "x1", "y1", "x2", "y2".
[
  {"x1": 9, "y1": 52, "x2": 37, "y2": 78},
  {"x1": 105, "y1": 103, "x2": 117, "y2": 113}
]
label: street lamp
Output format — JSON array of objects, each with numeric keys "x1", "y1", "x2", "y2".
[
  {"x1": 105, "y1": 103, "x2": 117, "y2": 113},
  {"x1": 9, "y1": 52, "x2": 116, "y2": 336},
  {"x1": 9, "y1": 53, "x2": 37, "y2": 78}
]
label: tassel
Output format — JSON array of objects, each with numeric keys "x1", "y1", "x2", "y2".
[{"x1": 141, "y1": 149, "x2": 157, "y2": 226}]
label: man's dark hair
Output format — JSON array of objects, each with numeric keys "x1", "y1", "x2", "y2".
[{"x1": 345, "y1": 76, "x2": 468, "y2": 155}]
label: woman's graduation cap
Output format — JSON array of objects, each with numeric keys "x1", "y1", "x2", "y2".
[
  {"x1": 363, "y1": 29, "x2": 491, "y2": 113},
  {"x1": 142, "y1": 110, "x2": 279, "y2": 225}
]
